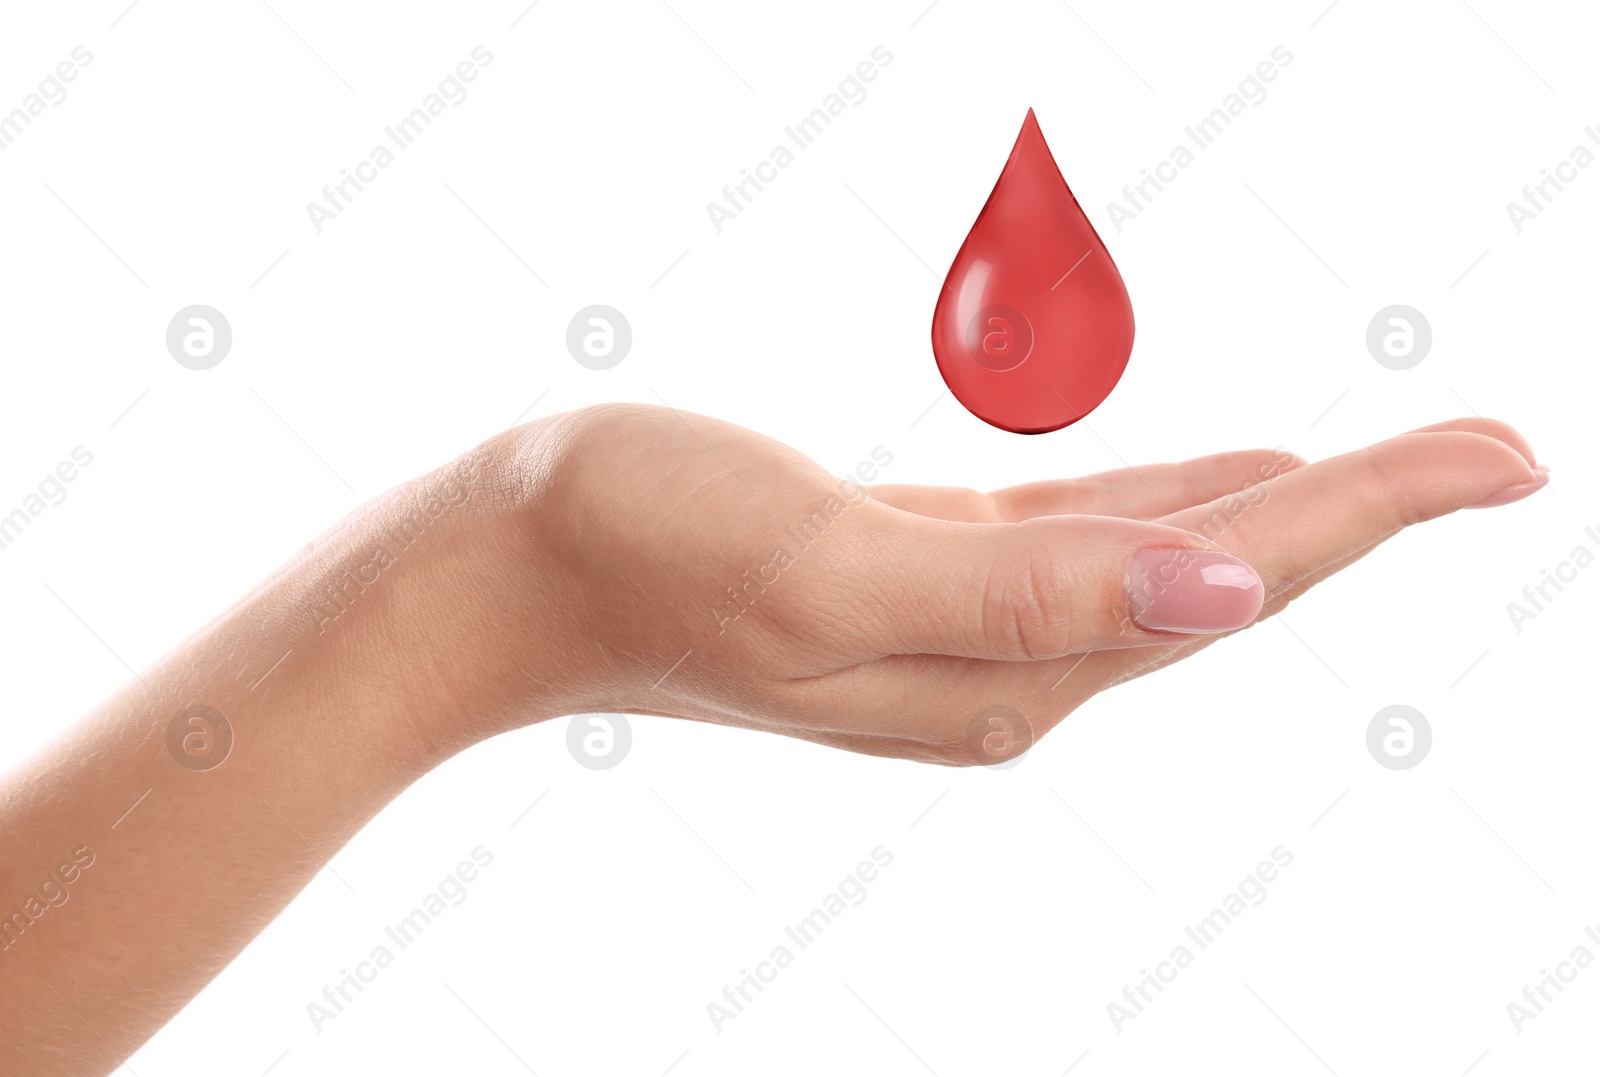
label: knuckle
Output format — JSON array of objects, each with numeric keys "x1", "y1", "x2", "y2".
[{"x1": 983, "y1": 541, "x2": 1078, "y2": 661}]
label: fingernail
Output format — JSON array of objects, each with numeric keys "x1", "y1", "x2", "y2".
[
  {"x1": 1468, "y1": 465, "x2": 1550, "y2": 509},
  {"x1": 1125, "y1": 548, "x2": 1265, "y2": 635}
]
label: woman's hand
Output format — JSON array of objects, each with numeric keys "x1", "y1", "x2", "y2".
[
  {"x1": 448, "y1": 404, "x2": 1546, "y2": 764},
  {"x1": 0, "y1": 403, "x2": 1545, "y2": 1075}
]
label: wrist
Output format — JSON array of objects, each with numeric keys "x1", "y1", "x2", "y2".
[
  {"x1": 329, "y1": 434, "x2": 589, "y2": 759},
  {"x1": 218, "y1": 439, "x2": 569, "y2": 774}
]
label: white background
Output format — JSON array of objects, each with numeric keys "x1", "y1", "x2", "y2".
[{"x1": 2, "y1": 0, "x2": 1597, "y2": 1072}]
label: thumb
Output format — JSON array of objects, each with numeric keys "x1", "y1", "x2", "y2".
[{"x1": 861, "y1": 512, "x2": 1266, "y2": 661}]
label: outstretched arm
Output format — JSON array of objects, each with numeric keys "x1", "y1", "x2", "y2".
[{"x1": 0, "y1": 406, "x2": 1545, "y2": 1074}]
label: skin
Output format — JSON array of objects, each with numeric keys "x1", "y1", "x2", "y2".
[{"x1": 0, "y1": 404, "x2": 1544, "y2": 1074}]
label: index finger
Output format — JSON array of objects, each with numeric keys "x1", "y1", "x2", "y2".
[{"x1": 1157, "y1": 426, "x2": 1543, "y2": 597}]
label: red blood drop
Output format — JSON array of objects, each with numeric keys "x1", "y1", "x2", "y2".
[{"x1": 932, "y1": 109, "x2": 1135, "y2": 434}]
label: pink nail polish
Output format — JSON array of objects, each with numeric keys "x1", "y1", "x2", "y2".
[
  {"x1": 1125, "y1": 549, "x2": 1265, "y2": 635},
  {"x1": 1467, "y1": 466, "x2": 1550, "y2": 509}
]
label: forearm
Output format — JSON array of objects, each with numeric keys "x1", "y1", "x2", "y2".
[{"x1": 0, "y1": 445, "x2": 557, "y2": 1075}]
